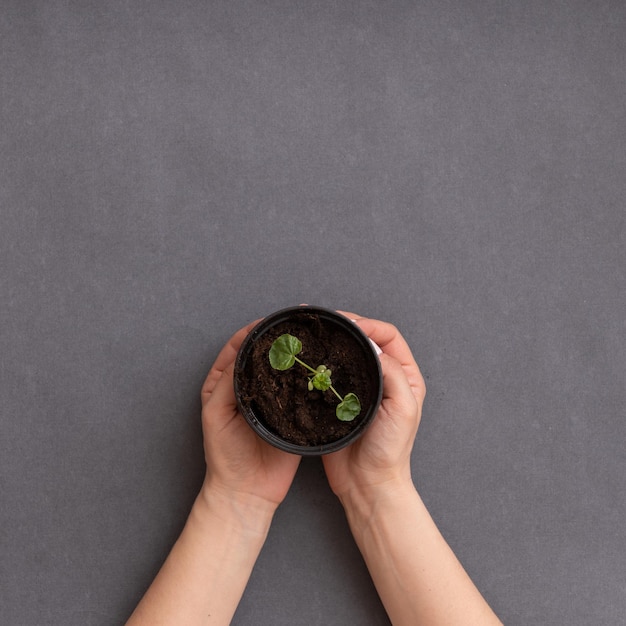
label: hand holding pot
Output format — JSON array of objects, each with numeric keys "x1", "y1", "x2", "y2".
[
  {"x1": 200, "y1": 321, "x2": 302, "y2": 510},
  {"x1": 321, "y1": 316, "x2": 502, "y2": 625},
  {"x1": 127, "y1": 322, "x2": 303, "y2": 625},
  {"x1": 322, "y1": 315, "x2": 426, "y2": 501}
]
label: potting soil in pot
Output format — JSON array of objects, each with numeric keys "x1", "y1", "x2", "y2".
[{"x1": 238, "y1": 313, "x2": 377, "y2": 446}]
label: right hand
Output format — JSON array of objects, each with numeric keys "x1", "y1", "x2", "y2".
[{"x1": 322, "y1": 314, "x2": 426, "y2": 501}]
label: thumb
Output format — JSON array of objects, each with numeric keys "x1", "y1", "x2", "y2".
[{"x1": 203, "y1": 364, "x2": 238, "y2": 423}]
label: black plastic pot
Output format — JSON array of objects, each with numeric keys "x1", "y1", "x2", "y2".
[{"x1": 234, "y1": 305, "x2": 383, "y2": 455}]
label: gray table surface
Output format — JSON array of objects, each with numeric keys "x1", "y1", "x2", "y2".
[{"x1": 2, "y1": 2, "x2": 625, "y2": 624}]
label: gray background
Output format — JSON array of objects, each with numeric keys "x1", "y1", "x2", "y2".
[{"x1": 1, "y1": 1, "x2": 624, "y2": 624}]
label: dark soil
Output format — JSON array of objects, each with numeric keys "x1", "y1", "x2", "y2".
[{"x1": 237, "y1": 313, "x2": 377, "y2": 446}]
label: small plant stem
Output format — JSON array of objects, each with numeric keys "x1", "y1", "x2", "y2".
[
  {"x1": 293, "y1": 356, "x2": 318, "y2": 375},
  {"x1": 329, "y1": 386, "x2": 343, "y2": 402}
]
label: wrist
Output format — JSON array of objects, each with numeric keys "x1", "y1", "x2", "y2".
[
  {"x1": 339, "y1": 477, "x2": 420, "y2": 542},
  {"x1": 195, "y1": 479, "x2": 277, "y2": 538}
]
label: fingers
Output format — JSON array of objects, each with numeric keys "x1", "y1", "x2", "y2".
[
  {"x1": 379, "y1": 353, "x2": 421, "y2": 414},
  {"x1": 201, "y1": 318, "x2": 261, "y2": 404},
  {"x1": 338, "y1": 311, "x2": 415, "y2": 367},
  {"x1": 354, "y1": 318, "x2": 426, "y2": 403},
  {"x1": 336, "y1": 309, "x2": 365, "y2": 321},
  {"x1": 202, "y1": 364, "x2": 238, "y2": 434},
  {"x1": 338, "y1": 310, "x2": 425, "y2": 403},
  {"x1": 203, "y1": 363, "x2": 238, "y2": 417},
  {"x1": 353, "y1": 318, "x2": 412, "y2": 362}
]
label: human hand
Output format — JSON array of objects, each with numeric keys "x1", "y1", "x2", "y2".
[
  {"x1": 127, "y1": 322, "x2": 303, "y2": 625},
  {"x1": 322, "y1": 314, "x2": 426, "y2": 502},
  {"x1": 199, "y1": 321, "x2": 301, "y2": 512}
]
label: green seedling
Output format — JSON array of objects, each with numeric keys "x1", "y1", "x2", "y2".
[{"x1": 269, "y1": 334, "x2": 361, "y2": 422}]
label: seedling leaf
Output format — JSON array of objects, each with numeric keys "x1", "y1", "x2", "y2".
[
  {"x1": 336, "y1": 393, "x2": 361, "y2": 421},
  {"x1": 269, "y1": 334, "x2": 302, "y2": 370}
]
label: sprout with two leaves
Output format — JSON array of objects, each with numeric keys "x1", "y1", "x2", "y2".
[{"x1": 269, "y1": 334, "x2": 361, "y2": 422}]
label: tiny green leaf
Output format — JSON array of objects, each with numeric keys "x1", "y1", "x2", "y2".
[
  {"x1": 311, "y1": 370, "x2": 332, "y2": 391},
  {"x1": 336, "y1": 393, "x2": 361, "y2": 421},
  {"x1": 269, "y1": 334, "x2": 302, "y2": 370}
]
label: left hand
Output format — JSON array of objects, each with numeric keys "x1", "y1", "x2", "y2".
[{"x1": 200, "y1": 321, "x2": 301, "y2": 510}]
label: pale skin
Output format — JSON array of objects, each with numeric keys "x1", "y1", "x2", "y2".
[{"x1": 127, "y1": 313, "x2": 502, "y2": 626}]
